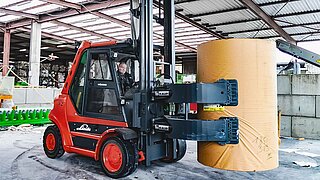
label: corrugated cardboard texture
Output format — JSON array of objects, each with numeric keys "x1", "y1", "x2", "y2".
[{"x1": 197, "y1": 39, "x2": 279, "y2": 171}]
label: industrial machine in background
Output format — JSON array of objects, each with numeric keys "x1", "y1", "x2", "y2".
[
  {"x1": 276, "y1": 39, "x2": 320, "y2": 71},
  {"x1": 42, "y1": 0, "x2": 239, "y2": 178}
]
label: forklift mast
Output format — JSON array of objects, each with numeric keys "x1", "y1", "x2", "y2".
[{"x1": 136, "y1": 0, "x2": 239, "y2": 166}]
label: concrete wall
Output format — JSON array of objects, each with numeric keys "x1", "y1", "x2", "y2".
[
  {"x1": 12, "y1": 88, "x2": 61, "y2": 108},
  {"x1": 278, "y1": 74, "x2": 320, "y2": 139}
]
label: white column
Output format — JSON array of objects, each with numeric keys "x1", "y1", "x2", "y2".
[
  {"x1": 2, "y1": 29, "x2": 10, "y2": 76},
  {"x1": 29, "y1": 20, "x2": 41, "y2": 86}
]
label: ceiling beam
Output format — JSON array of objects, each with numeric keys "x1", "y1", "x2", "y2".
[
  {"x1": 186, "y1": 0, "x2": 299, "y2": 18},
  {"x1": 261, "y1": 31, "x2": 320, "y2": 39},
  {"x1": 6, "y1": 0, "x2": 129, "y2": 29},
  {"x1": 40, "y1": 0, "x2": 82, "y2": 10},
  {"x1": 42, "y1": 21, "x2": 112, "y2": 33},
  {"x1": 0, "y1": 2, "x2": 50, "y2": 20},
  {"x1": 154, "y1": 1, "x2": 225, "y2": 39},
  {"x1": 188, "y1": 7, "x2": 247, "y2": 18},
  {"x1": 44, "y1": 17, "x2": 188, "y2": 36},
  {"x1": 208, "y1": 19, "x2": 259, "y2": 27},
  {"x1": 297, "y1": 38, "x2": 320, "y2": 43},
  {"x1": 5, "y1": 33, "x2": 70, "y2": 48},
  {"x1": 153, "y1": 33, "x2": 197, "y2": 52},
  {"x1": 7, "y1": 43, "x2": 68, "y2": 53},
  {"x1": 0, "y1": 7, "x2": 39, "y2": 19},
  {"x1": 91, "y1": 11, "x2": 131, "y2": 28},
  {"x1": 213, "y1": 9, "x2": 320, "y2": 27},
  {"x1": 175, "y1": 42, "x2": 196, "y2": 52},
  {"x1": 224, "y1": 21, "x2": 320, "y2": 35},
  {"x1": 17, "y1": 27, "x2": 75, "y2": 43},
  {"x1": 0, "y1": 35, "x2": 76, "y2": 55},
  {"x1": 239, "y1": 0, "x2": 296, "y2": 44},
  {"x1": 175, "y1": 0, "x2": 199, "y2": 4},
  {"x1": 44, "y1": 23, "x2": 119, "y2": 37},
  {"x1": 179, "y1": 37, "x2": 216, "y2": 44},
  {"x1": 91, "y1": 11, "x2": 196, "y2": 52},
  {"x1": 40, "y1": 0, "x2": 128, "y2": 22},
  {"x1": 175, "y1": 11, "x2": 225, "y2": 39},
  {"x1": 176, "y1": 35, "x2": 213, "y2": 41},
  {"x1": 0, "y1": 44, "x2": 75, "y2": 63},
  {"x1": 6, "y1": 50, "x2": 75, "y2": 61},
  {"x1": 52, "y1": 20, "x2": 117, "y2": 41}
]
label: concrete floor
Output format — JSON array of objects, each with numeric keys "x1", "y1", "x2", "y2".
[{"x1": 1, "y1": 126, "x2": 320, "y2": 180}]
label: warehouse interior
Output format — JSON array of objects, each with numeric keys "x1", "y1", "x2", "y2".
[{"x1": 1, "y1": 0, "x2": 320, "y2": 179}]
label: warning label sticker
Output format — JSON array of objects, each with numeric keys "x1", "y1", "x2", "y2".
[{"x1": 203, "y1": 104, "x2": 225, "y2": 112}]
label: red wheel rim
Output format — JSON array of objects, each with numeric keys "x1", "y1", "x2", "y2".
[
  {"x1": 46, "y1": 133, "x2": 56, "y2": 151},
  {"x1": 103, "y1": 143, "x2": 123, "y2": 172}
]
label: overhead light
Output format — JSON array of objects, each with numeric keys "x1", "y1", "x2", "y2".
[
  {"x1": 19, "y1": 49, "x2": 27, "y2": 52},
  {"x1": 41, "y1": 47, "x2": 50, "y2": 50},
  {"x1": 1, "y1": 52, "x2": 3, "y2": 54},
  {"x1": 82, "y1": 18, "x2": 98, "y2": 23}
]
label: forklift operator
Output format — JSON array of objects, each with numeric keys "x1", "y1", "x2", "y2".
[{"x1": 117, "y1": 62, "x2": 134, "y2": 95}]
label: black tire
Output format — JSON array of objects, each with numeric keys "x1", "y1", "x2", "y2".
[
  {"x1": 43, "y1": 125, "x2": 65, "y2": 159},
  {"x1": 161, "y1": 139, "x2": 187, "y2": 163},
  {"x1": 100, "y1": 137, "x2": 138, "y2": 178}
]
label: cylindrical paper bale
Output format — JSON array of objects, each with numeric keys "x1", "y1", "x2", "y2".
[{"x1": 197, "y1": 39, "x2": 278, "y2": 171}]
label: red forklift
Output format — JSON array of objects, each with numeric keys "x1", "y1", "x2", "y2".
[{"x1": 43, "y1": 0, "x2": 239, "y2": 178}]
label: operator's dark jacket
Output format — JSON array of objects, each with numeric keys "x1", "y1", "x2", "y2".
[{"x1": 117, "y1": 71, "x2": 134, "y2": 95}]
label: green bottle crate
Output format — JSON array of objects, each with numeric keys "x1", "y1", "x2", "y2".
[{"x1": 0, "y1": 108, "x2": 52, "y2": 127}]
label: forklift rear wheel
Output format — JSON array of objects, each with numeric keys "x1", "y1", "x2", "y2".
[
  {"x1": 100, "y1": 137, "x2": 138, "y2": 178},
  {"x1": 43, "y1": 125, "x2": 65, "y2": 159},
  {"x1": 161, "y1": 139, "x2": 187, "y2": 163}
]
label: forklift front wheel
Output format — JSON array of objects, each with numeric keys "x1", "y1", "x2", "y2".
[
  {"x1": 43, "y1": 125, "x2": 65, "y2": 159},
  {"x1": 161, "y1": 139, "x2": 187, "y2": 163},
  {"x1": 100, "y1": 137, "x2": 138, "y2": 178}
]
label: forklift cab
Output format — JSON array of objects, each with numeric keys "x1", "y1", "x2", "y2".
[{"x1": 69, "y1": 40, "x2": 139, "y2": 124}]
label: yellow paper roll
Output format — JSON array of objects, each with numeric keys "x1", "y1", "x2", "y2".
[{"x1": 197, "y1": 39, "x2": 278, "y2": 171}]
